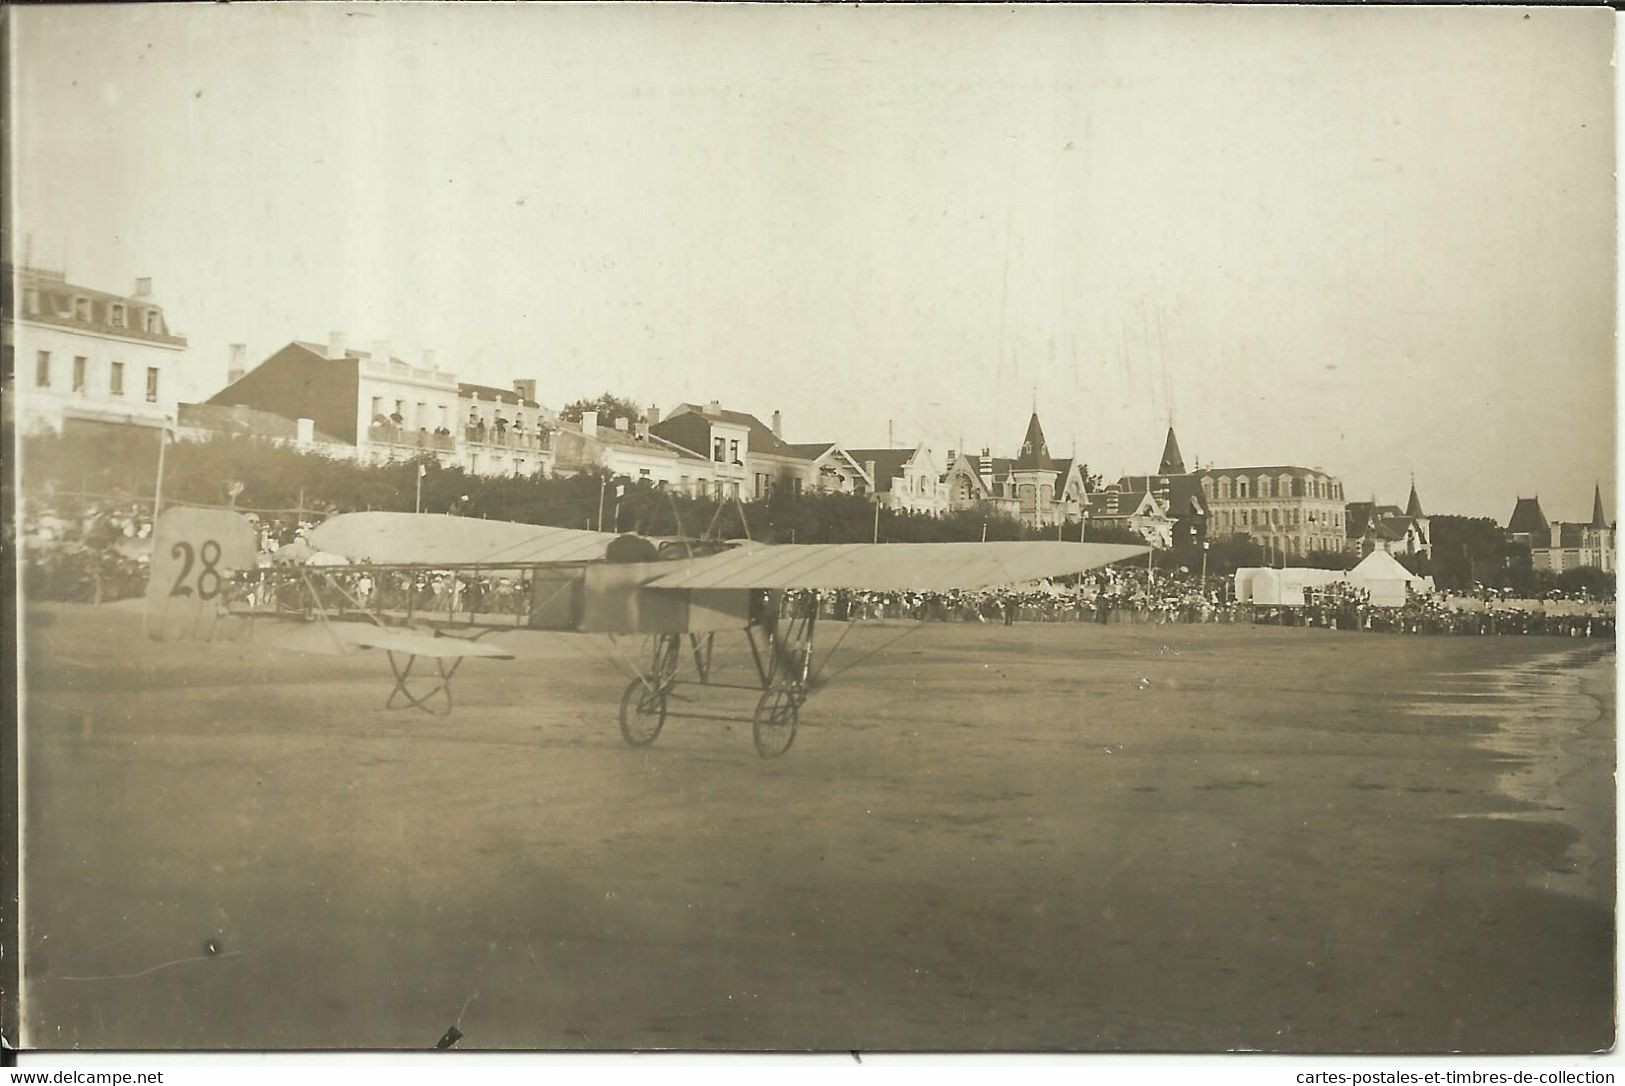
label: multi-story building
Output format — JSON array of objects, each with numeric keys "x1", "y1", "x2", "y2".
[
  {"x1": 1345, "y1": 482, "x2": 1430, "y2": 559},
  {"x1": 209, "y1": 334, "x2": 460, "y2": 466},
  {"x1": 551, "y1": 410, "x2": 717, "y2": 493},
  {"x1": 1506, "y1": 488, "x2": 1615, "y2": 573},
  {"x1": 458, "y1": 379, "x2": 553, "y2": 477},
  {"x1": 648, "y1": 402, "x2": 758, "y2": 501},
  {"x1": 1103, "y1": 428, "x2": 1208, "y2": 546},
  {"x1": 1135, "y1": 424, "x2": 1347, "y2": 558},
  {"x1": 846, "y1": 445, "x2": 948, "y2": 515},
  {"x1": 941, "y1": 413, "x2": 1088, "y2": 528},
  {"x1": 3, "y1": 264, "x2": 190, "y2": 433}
]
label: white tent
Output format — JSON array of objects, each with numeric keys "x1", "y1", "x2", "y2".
[
  {"x1": 1346, "y1": 550, "x2": 1431, "y2": 606},
  {"x1": 1233, "y1": 566, "x2": 1345, "y2": 606}
]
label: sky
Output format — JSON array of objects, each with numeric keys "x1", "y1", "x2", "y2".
[{"x1": 8, "y1": 3, "x2": 1616, "y2": 520}]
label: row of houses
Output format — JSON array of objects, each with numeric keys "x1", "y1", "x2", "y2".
[{"x1": 2, "y1": 263, "x2": 1612, "y2": 569}]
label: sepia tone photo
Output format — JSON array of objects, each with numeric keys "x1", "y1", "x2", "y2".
[{"x1": 2, "y1": 2, "x2": 1616, "y2": 1055}]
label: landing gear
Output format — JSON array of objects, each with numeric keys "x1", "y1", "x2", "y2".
[
  {"x1": 752, "y1": 686, "x2": 802, "y2": 758},
  {"x1": 618, "y1": 634, "x2": 680, "y2": 747},
  {"x1": 746, "y1": 592, "x2": 816, "y2": 759}
]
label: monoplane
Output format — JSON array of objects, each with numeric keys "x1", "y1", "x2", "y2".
[{"x1": 146, "y1": 507, "x2": 1146, "y2": 757}]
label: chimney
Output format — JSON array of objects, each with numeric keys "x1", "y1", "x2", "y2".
[
  {"x1": 295, "y1": 417, "x2": 315, "y2": 444},
  {"x1": 327, "y1": 331, "x2": 347, "y2": 360},
  {"x1": 133, "y1": 277, "x2": 152, "y2": 298},
  {"x1": 978, "y1": 448, "x2": 994, "y2": 486},
  {"x1": 772, "y1": 410, "x2": 782, "y2": 439},
  {"x1": 614, "y1": 416, "x2": 629, "y2": 432},
  {"x1": 646, "y1": 405, "x2": 661, "y2": 426},
  {"x1": 704, "y1": 399, "x2": 721, "y2": 417},
  {"x1": 865, "y1": 459, "x2": 878, "y2": 489},
  {"x1": 514, "y1": 379, "x2": 537, "y2": 403},
  {"x1": 226, "y1": 343, "x2": 248, "y2": 385},
  {"x1": 581, "y1": 410, "x2": 598, "y2": 439},
  {"x1": 421, "y1": 348, "x2": 437, "y2": 370},
  {"x1": 372, "y1": 339, "x2": 392, "y2": 367}
]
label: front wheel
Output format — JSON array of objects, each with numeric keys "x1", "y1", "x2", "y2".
[
  {"x1": 752, "y1": 687, "x2": 800, "y2": 759},
  {"x1": 619, "y1": 677, "x2": 668, "y2": 747}
]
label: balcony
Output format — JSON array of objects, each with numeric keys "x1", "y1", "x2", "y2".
[
  {"x1": 464, "y1": 425, "x2": 550, "y2": 452},
  {"x1": 366, "y1": 423, "x2": 455, "y2": 452}
]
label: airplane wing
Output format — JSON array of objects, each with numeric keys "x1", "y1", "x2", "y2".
[
  {"x1": 643, "y1": 540, "x2": 1148, "y2": 592},
  {"x1": 307, "y1": 512, "x2": 614, "y2": 565},
  {"x1": 265, "y1": 621, "x2": 514, "y2": 659}
]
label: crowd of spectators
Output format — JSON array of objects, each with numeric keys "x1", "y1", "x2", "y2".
[
  {"x1": 19, "y1": 497, "x2": 155, "y2": 603},
  {"x1": 15, "y1": 498, "x2": 1617, "y2": 640}
]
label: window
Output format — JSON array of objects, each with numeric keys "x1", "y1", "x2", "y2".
[
  {"x1": 145, "y1": 310, "x2": 160, "y2": 333},
  {"x1": 74, "y1": 297, "x2": 89, "y2": 321},
  {"x1": 729, "y1": 439, "x2": 740, "y2": 464},
  {"x1": 371, "y1": 397, "x2": 384, "y2": 419},
  {"x1": 713, "y1": 437, "x2": 726, "y2": 462},
  {"x1": 110, "y1": 361, "x2": 125, "y2": 395},
  {"x1": 24, "y1": 290, "x2": 38, "y2": 315},
  {"x1": 111, "y1": 304, "x2": 126, "y2": 328},
  {"x1": 35, "y1": 351, "x2": 50, "y2": 387},
  {"x1": 72, "y1": 356, "x2": 86, "y2": 392},
  {"x1": 146, "y1": 367, "x2": 159, "y2": 403}
]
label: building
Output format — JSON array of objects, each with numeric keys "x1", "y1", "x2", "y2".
[
  {"x1": 3, "y1": 264, "x2": 190, "y2": 433},
  {"x1": 1106, "y1": 429, "x2": 1209, "y2": 547},
  {"x1": 1134, "y1": 427, "x2": 1347, "y2": 557},
  {"x1": 648, "y1": 401, "x2": 755, "y2": 500},
  {"x1": 1345, "y1": 481, "x2": 1430, "y2": 560},
  {"x1": 845, "y1": 445, "x2": 947, "y2": 515},
  {"x1": 1506, "y1": 487, "x2": 1616, "y2": 573},
  {"x1": 941, "y1": 413, "x2": 1089, "y2": 528},
  {"x1": 551, "y1": 410, "x2": 717, "y2": 494},
  {"x1": 208, "y1": 334, "x2": 460, "y2": 466},
  {"x1": 459, "y1": 379, "x2": 552, "y2": 477}
]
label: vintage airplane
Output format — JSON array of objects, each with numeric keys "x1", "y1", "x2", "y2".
[{"x1": 145, "y1": 506, "x2": 1147, "y2": 758}]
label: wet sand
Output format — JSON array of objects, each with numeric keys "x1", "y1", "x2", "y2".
[{"x1": 18, "y1": 605, "x2": 1614, "y2": 1052}]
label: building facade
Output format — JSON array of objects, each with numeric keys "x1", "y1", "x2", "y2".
[
  {"x1": 1191, "y1": 453, "x2": 1346, "y2": 558},
  {"x1": 1506, "y1": 488, "x2": 1615, "y2": 573},
  {"x1": 846, "y1": 445, "x2": 948, "y2": 515},
  {"x1": 942, "y1": 414, "x2": 1088, "y2": 528},
  {"x1": 210, "y1": 334, "x2": 460, "y2": 466},
  {"x1": 551, "y1": 410, "x2": 717, "y2": 493},
  {"x1": 458, "y1": 379, "x2": 552, "y2": 477},
  {"x1": 1345, "y1": 483, "x2": 1430, "y2": 559},
  {"x1": 649, "y1": 402, "x2": 764, "y2": 501},
  {"x1": 3, "y1": 264, "x2": 190, "y2": 433}
]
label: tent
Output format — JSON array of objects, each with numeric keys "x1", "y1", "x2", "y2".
[
  {"x1": 1232, "y1": 566, "x2": 1345, "y2": 606},
  {"x1": 1346, "y1": 550, "x2": 1432, "y2": 607}
]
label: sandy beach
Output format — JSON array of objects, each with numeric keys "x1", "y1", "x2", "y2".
[{"x1": 18, "y1": 604, "x2": 1614, "y2": 1052}]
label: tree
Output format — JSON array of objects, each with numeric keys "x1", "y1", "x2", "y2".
[
  {"x1": 1430, "y1": 515, "x2": 1522, "y2": 591},
  {"x1": 559, "y1": 393, "x2": 643, "y2": 428}
]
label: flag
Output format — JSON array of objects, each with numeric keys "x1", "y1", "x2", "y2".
[
  {"x1": 418, "y1": 464, "x2": 427, "y2": 478},
  {"x1": 615, "y1": 483, "x2": 625, "y2": 498}
]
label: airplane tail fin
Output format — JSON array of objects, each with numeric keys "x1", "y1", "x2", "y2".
[{"x1": 143, "y1": 507, "x2": 259, "y2": 642}]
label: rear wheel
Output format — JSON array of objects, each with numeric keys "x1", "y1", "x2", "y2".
[
  {"x1": 752, "y1": 687, "x2": 800, "y2": 759},
  {"x1": 619, "y1": 678, "x2": 668, "y2": 746}
]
